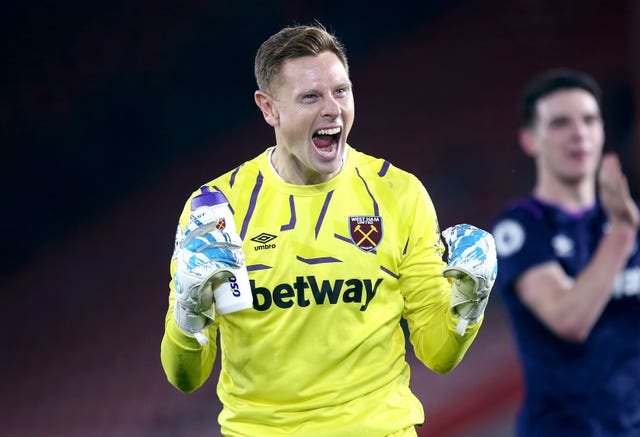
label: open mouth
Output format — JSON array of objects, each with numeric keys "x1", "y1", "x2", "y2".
[
  {"x1": 567, "y1": 149, "x2": 589, "y2": 163},
  {"x1": 312, "y1": 127, "x2": 341, "y2": 152}
]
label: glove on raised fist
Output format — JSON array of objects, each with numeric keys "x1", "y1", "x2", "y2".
[
  {"x1": 173, "y1": 226, "x2": 245, "y2": 345},
  {"x1": 442, "y1": 224, "x2": 497, "y2": 335}
]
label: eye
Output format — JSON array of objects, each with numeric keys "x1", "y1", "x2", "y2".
[
  {"x1": 334, "y1": 86, "x2": 350, "y2": 98},
  {"x1": 549, "y1": 117, "x2": 570, "y2": 129},
  {"x1": 301, "y1": 93, "x2": 318, "y2": 103},
  {"x1": 584, "y1": 114, "x2": 601, "y2": 126}
]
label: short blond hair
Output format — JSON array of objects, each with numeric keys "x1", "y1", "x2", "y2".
[{"x1": 254, "y1": 23, "x2": 349, "y2": 93}]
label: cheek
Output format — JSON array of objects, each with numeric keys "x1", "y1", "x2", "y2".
[
  {"x1": 279, "y1": 114, "x2": 311, "y2": 144},
  {"x1": 282, "y1": 107, "x2": 311, "y2": 127},
  {"x1": 591, "y1": 130, "x2": 605, "y2": 147},
  {"x1": 342, "y1": 102, "x2": 355, "y2": 128},
  {"x1": 542, "y1": 132, "x2": 566, "y2": 152},
  {"x1": 343, "y1": 98, "x2": 355, "y2": 114},
  {"x1": 347, "y1": 104, "x2": 355, "y2": 120}
]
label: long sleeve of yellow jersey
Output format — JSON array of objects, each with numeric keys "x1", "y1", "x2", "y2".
[
  {"x1": 399, "y1": 180, "x2": 481, "y2": 374},
  {"x1": 161, "y1": 196, "x2": 219, "y2": 393}
]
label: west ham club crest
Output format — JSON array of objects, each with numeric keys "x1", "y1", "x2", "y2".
[{"x1": 349, "y1": 216, "x2": 383, "y2": 252}]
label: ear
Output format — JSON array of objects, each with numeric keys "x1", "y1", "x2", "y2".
[
  {"x1": 254, "y1": 91, "x2": 279, "y2": 127},
  {"x1": 519, "y1": 127, "x2": 536, "y2": 157}
]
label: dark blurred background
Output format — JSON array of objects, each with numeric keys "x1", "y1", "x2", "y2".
[{"x1": 1, "y1": 1, "x2": 638, "y2": 436}]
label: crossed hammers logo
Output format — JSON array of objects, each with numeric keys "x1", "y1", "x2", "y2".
[
  {"x1": 349, "y1": 216, "x2": 382, "y2": 251},
  {"x1": 353, "y1": 223, "x2": 378, "y2": 246}
]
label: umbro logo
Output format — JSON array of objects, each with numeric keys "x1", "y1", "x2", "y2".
[
  {"x1": 250, "y1": 233, "x2": 277, "y2": 251},
  {"x1": 251, "y1": 233, "x2": 277, "y2": 244}
]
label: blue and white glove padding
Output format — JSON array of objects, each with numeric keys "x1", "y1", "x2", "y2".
[
  {"x1": 442, "y1": 224, "x2": 497, "y2": 336},
  {"x1": 173, "y1": 227, "x2": 246, "y2": 346}
]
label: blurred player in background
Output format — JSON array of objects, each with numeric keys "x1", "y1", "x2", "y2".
[
  {"x1": 493, "y1": 69, "x2": 640, "y2": 436},
  {"x1": 161, "y1": 23, "x2": 497, "y2": 436}
]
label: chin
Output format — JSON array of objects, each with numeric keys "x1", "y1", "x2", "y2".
[
  {"x1": 319, "y1": 162, "x2": 342, "y2": 175},
  {"x1": 312, "y1": 158, "x2": 340, "y2": 176}
]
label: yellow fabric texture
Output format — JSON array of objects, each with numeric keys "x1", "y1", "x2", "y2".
[{"x1": 161, "y1": 146, "x2": 481, "y2": 436}]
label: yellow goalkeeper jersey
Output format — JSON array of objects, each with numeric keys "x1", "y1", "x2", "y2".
[{"x1": 161, "y1": 146, "x2": 481, "y2": 437}]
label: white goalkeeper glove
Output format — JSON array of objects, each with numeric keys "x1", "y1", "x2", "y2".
[
  {"x1": 173, "y1": 225, "x2": 246, "y2": 346},
  {"x1": 442, "y1": 224, "x2": 497, "y2": 335}
]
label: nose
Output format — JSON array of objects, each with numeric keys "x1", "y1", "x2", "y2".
[
  {"x1": 322, "y1": 95, "x2": 341, "y2": 118},
  {"x1": 572, "y1": 119, "x2": 590, "y2": 139}
]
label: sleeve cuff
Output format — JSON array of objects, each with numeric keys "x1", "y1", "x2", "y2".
[{"x1": 167, "y1": 317, "x2": 207, "y2": 350}]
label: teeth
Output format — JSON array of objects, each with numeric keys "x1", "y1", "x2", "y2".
[{"x1": 315, "y1": 127, "x2": 341, "y2": 136}]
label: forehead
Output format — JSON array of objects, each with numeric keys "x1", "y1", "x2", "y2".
[
  {"x1": 275, "y1": 51, "x2": 349, "y2": 93},
  {"x1": 535, "y1": 88, "x2": 600, "y2": 120}
]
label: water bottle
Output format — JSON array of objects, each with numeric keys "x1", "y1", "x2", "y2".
[{"x1": 188, "y1": 186, "x2": 253, "y2": 316}]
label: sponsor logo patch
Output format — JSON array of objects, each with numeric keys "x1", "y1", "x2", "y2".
[
  {"x1": 349, "y1": 216, "x2": 382, "y2": 252},
  {"x1": 251, "y1": 276, "x2": 383, "y2": 311}
]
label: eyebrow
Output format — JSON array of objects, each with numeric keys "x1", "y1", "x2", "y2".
[{"x1": 298, "y1": 82, "x2": 352, "y2": 94}]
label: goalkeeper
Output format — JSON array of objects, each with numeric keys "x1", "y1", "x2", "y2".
[{"x1": 161, "y1": 23, "x2": 497, "y2": 437}]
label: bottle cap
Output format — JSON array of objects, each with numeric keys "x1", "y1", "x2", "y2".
[{"x1": 191, "y1": 186, "x2": 228, "y2": 210}]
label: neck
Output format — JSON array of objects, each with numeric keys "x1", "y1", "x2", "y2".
[
  {"x1": 269, "y1": 146, "x2": 345, "y2": 185},
  {"x1": 533, "y1": 174, "x2": 596, "y2": 212}
]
